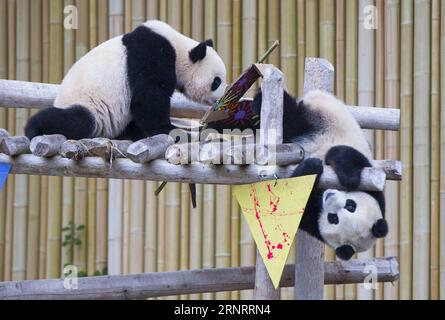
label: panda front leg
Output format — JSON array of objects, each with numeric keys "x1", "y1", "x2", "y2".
[
  {"x1": 325, "y1": 145, "x2": 372, "y2": 191},
  {"x1": 129, "y1": 84, "x2": 178, "y2": 138}
]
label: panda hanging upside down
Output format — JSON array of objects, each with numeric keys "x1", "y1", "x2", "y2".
[
  {"x1": 212, "y1": 89, "x2": 389, "y2": 260},
  {"x1": 25, "y1": 20, "x2": 227, "y2": 141}
]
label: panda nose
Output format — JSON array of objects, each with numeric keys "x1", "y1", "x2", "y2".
[{"x1": 327, "y1": 213, "x2": 339, "y2": 225}]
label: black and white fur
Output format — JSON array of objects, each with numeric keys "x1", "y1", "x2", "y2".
[
  {"x1": 252, "y1": 90, "x2": 388, "y2": 260},
  {"x1": 25, "y1": 20, "x2": 227, "y2": 141}
]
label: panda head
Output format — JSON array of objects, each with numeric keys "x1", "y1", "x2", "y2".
[
  {"x1": 318, "y1": 189, "x2": 388, "y2": 261},
  {"x1": 178, "y1": 40, "x2": 227, "y2": 105}
]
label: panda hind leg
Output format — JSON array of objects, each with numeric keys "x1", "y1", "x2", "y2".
[{"x1": 25, "y1": 105, "x2": 96, "y2": 140}]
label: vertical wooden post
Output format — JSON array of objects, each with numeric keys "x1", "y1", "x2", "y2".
[
  {"x1": 254, "y1": 67, "x2": 284, "y2": 300},
  {"x1": 295, "y1": 58, "x2": 334, "y2": 300}
]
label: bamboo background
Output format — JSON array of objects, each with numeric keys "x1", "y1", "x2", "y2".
[{"x1": 0, "y1": 0, "x2": 443, "y2": 300}]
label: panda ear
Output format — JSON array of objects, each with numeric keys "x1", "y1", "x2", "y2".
[
  {"x1": 372, "y1": 218, "x2": 388, "y2": 238},
  {"x1": 189, "y1": 42, "x2": 208, "y2": 63},
  {"x1": 205, "y1": 39, "x2": 214, "y2": 48},
  {"x1": 335, "y1": 245, "x2": 355, "y2": 261}
]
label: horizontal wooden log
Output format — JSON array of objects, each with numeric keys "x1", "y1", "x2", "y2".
[
  {"x1": 127, "y1": 134, "x2": 174, "y2": 163},
  {"x1": 60, "y1": 140, "x2": 89, "y2": 161},
  {"x1": 0, "y1": 128, "x2": 9, "y2": 138},
  {"x1": 79, "y1": 138, "x2": 131, "y2": 160},
  {"x1": 0, "y1": 80, "x2": 400, "y2": 131},
  {"x1": 0, "y1": 153, "x2": 387, "y2": 190},
  {"x1": 30, "y1": 134, "x2": 66, "y2": 157},
  {"x1": 0, "y1": 257, "x2": 398, "y2": 300},
  {"x1": 0, "y1": 136, "x2": 30, "y2": 156}
]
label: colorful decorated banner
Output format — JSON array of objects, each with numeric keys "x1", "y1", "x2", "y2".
[
  {"x1": 234, "y1": 175, "x2": 316, "y2": 288},
  {"x1": 0, "y1": 163, "x2": 11, "y2": 192}
]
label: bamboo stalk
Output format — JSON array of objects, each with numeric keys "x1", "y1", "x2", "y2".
[
  {"x1": 412, "y1": 0, "x2": 431, "y2": 300},
  {"x1": 241, "y1": 0, "x2": 256, "y2": 97},
  {"x1": 399, "y1": 0, "x2": 414, "y2": 301},
  {"x1": 27, "y1": 0, "x2": 42, "y2": 280},
  {"x1": 383, "y1": 0, "x2": 400, "y2": 301},
  {"x1": 373, "y1": 0, "x2": 385, "y2": 300},
  {"x1": 165, "y1": 182, "x2": 181, "y2": 300},
  {"x1": 305, "y1": 0, "x2": 318, "y2": 57},
  {"x1": 335, "y1": 0, "x2": 345, "y2": 100},
  {"x1": 124, "y1": 0, "x2": 132, "y2": 32},
  {"x1": 232, "y1": 0, "x2": 241, "y2": 82},
  {"x1": 159, "y1": 0, "x2": 167, "y2": 22},
  {"x1": 182, "y1": 0, "x2": 191, "y2": 36},
  {"x1": 319, "y1": 0, "x2": 336, "y2": 301},
  {"x1": 12, "y1": 0, "x2": 30, "y2": 282},
  {"x1": 85, "y1": 2, "x2": 97, "y2": 276},
  {"x1": 39, "y1": 0, "x2": 50, "y2": 279},
  {"x1": 356, "y1": 0, "x2": 375, "y2": 301},
  {"x1": 189, "y1": 184, "x2": 202, "y2": 300},
  {"x1": 202, "y1": 184, "x2": 215, "y2": 300},
  {"x1": 97, "y1": 0, "x2": 108, "y2": 43},
  {"x1": 156, "y1": 182, "x2": 166, "y2": 300},
  {"x1": 144, "y1": 181, "x2": 157, "y2": 273},
  {"x1": 430, "y1": 0, "x2": 440, "y2": 300},
  {"x1": 280, "y1": 0, "x2": 297, "y2": 95},
  {"x1": 266, "y1": 0, "x2": 280, "y2": 67},
  {"x1": 230, "y1": 0, "x2": 241, "y2": 300},
  {"x1": 95, "y1": 178, "x2": 108, "y2": 274},
  {"x1": 122, "y1": 180, "x2": 130, "y2": 274},
  {"x1": 3, "y1": 0, "x2": 15, "y2": 281},
  {"x1": 191, "y1": 0, "x2": 203, "y2": 40},
  {"x1": 440, "y1": 0, "x2": 445, "y2": 300},
  {"x1": 131, "y1": 0, "x2": 145, "y2": 28},
  {"x1": 257, "y1": 0, "x2": 267, "y2": 64},
  {"x1": 87, "y1": 178, "x2": 96, "y2": 275},
  {"x1": 179, "y1": 183, "x2": 190, "y2": 300},
  {"x1": 335, "y1": 0, "x2": 345, "y2": 299},
  {"x1": 107, "y1": 0, "x2": 124, "y2": 276},
  {"x1": 344, "y1": 0, "x2": 358, "y2": 300},
  {"x1": 94, "y1": 0, "x2": 108, "y2": 277},
  {"x1": 215, "y1": 1, "x2": 232, "y2": 300},
  {"x1": 146, "y1": 0, "x2": 158, "y2": 20},
  {"x1": 0, "y1": 0, "x2": 7, "y2": 281},
  {"x1": 296, "y1": 0, "x2": 305, "y2": 96},
  {"x1": 60, "y1": 0, "x2": 75, "y2": 274},
  {"x1": 46, "y1": 0, "x2": 64, "y2": 279},
  {"x1": 230, "y1": 191, "x2": 240, "y2": 300},
  {"x1": 130, "y1": 180, "x2": 144, "y2": 274},
  {"x1": 72, "y1": 0, "x2": 89, "y2": 276}
]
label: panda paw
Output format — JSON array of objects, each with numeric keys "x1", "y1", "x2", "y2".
[
  {"x1": 292, "y1": 158, "x2": 324, "y2": 177},
  {"x1": 336, "y1": 170, "x2": 361, "y2": 191}
]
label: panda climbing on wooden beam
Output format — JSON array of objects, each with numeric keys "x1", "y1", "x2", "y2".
[
  {"x1": 24, "y1": 20, "x2": 227, "y2": 141},
  {"x1": 210, "y1": 89, "x2": 388, "y2": 261}
]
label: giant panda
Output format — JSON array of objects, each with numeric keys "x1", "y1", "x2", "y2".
[
  {"x1": 215, "y1": 89, "x2": 388, "y2": 260},
  {"x1": 25, "y1": 20, "x2": 227, "y2": 141}
]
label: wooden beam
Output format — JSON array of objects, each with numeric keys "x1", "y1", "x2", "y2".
[
  {"x1": 295, "y1": 57, "x2": 333, "y2": 300},
  {"x1": 0, "y1": 79, "x2": 400, "y2": 130},
  {"x1": 254, "y1": 67, "x2": 284, "y2": 300},
  {"x1": 0, "y1": 257, "x2": 399, "y2": 300},
  {"x1": 0, "y1": 153, "x2": 389, "y2": 191}
]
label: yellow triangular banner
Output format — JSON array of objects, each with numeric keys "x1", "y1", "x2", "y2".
[{"x1": 234, "y1": 175, "x2": 317, "y2": 288}]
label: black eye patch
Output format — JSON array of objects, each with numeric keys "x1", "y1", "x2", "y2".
[
  {"x1": 344, "y1": 199, "x2": 357, "y2": 213},
  {"x1": 211, "y1": 77, "x2": 222, "y2": 91},
  {"x1": 327, "y1": 213, "x2": 339, "y2": 225}
]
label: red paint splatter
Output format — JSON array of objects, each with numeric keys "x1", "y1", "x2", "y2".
[
  {"x1": 251, "y1": 184, "x2": 274, "y2": 260},
  {"x1": 277, "y1": 243, "x2": 283, "y2": 249},
  {"x1": 266, "y1": 183, "x2": 281, "y2": 214}
]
